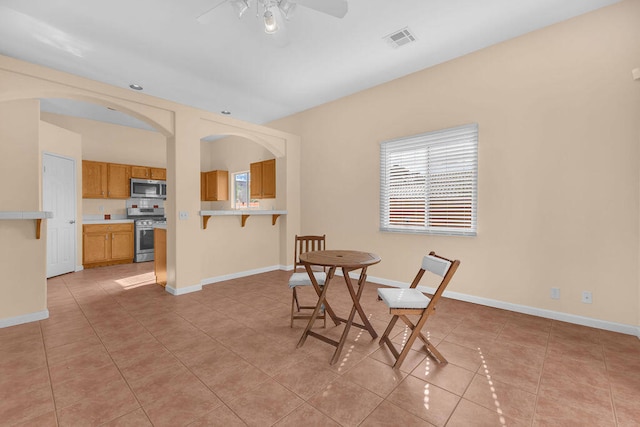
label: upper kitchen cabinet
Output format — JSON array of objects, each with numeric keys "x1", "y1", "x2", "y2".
[
  {"x1": 250, "y1": 159, "x2": 276, "y2": 199},
  {"x1": 150, "y1": 168, "x2": 166, "y2": 180},
  {"x1": 131, "y1": 165, "x2": 151, "y2": 179},
  {"x1": 131, "y1": 166, "x2": 166, "y2": 180},
  {"x1": 106, "y1": 163, "x2": 131, "y2": 198},
  {"x1": 82, "y1": 160, "x2": 108, "y2": 198},
  {"x1": 202, "y1": 170, "x2": 229, "y2": 201},
  {"x1": 82, "y1": 160, "x2": 131, "y2": 199}
]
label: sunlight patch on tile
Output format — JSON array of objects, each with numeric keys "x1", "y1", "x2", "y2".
[
  {"x1": 478, "y1": 347, "x2": 507, "y2": 425},
  {"x1": 115, "y1": 273, "x2": 156, "y2": 289}
]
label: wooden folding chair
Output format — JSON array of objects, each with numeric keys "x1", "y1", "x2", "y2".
[
  {"x1": 289, "y1": 235, "x2": 327, "y2": 327},
  {"x1": 377, "y1": 251, "x2": 460, "y2": 369}
]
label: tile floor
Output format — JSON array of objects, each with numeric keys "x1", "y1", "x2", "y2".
[{"x1": 1, "y1": 263, "x2": 639, "y2": 426}]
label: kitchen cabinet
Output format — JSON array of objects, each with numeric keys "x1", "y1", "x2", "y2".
[
  {"x1": 83, "y1": 223, "x2": 134, "y2": 268},
  {"x1": 250, "y1": 159, "x2": 276, "y2": 199},
  {"x1": 131, "y1": 166, "x2": 166, "y2": 180},
  {"x1": 131, "y1": 165, "x2": 151, "y2": 179},
  {"x1": 82, "y1": 161, "x2": 108, "y2": 198},
  {"x1": 82, "y1": 161, "x2": 131, "y2": 199},
  {"x1": 150, "y1": 168, "x2": 166, "y2": 180},
  {"x1": 202, "y1": 170, "x2": 229, "y2": 201},
  {"x1": 154, "y1": 227, "x2": 167, "y2": 287},
  {"x1": 107, "y1": 163, "x2": 131, "y2": 198}
]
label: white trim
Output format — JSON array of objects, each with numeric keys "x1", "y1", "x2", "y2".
[
  {"x1": 201, "y1": 265, "x2": 283, "y2": 286},
  {"x1": 365, "y1": 274, "x2": 640, "y2": 337},
  {"x1": 165, "y1": 283, "x2": 202, "y2": 296},
  {"x1": 0, "y1": 309, "x2": 49, "y2": 328}
]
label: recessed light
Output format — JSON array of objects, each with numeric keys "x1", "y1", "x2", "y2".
[
  {"x1": 221, "y1": 110, "x2": 231, "y2": 115},
  {"x1": 129, "y1": 84, "x2": 143, "y2": 90}
]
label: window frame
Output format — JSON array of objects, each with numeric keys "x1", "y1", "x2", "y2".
[{"x1": 379, "y1": 123, "x2": 478, "y2": 237}]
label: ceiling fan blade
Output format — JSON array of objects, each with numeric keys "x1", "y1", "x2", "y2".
[
  {"x1": 295, "y1": 0, "x2": 348, "y2": 18},
  {"x1": 196, "y1": 0, "x2": 228, "y2": 24}
]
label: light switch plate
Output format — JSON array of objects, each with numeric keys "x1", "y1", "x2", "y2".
[{"x1": 179, "y1": 211, "x2": 188, "y2": 220}]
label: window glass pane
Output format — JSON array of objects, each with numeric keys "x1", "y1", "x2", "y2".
[
  {"x1": 380, "y1": 123, "x2": 478, "y2": 236},
  {"x1": 234, "y1": 172, "x2": 249, "y2": 209}
]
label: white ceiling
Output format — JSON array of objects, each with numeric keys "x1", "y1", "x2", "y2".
[{"x1": 0, "y1": 0, "x2": 621, "y2": 128}]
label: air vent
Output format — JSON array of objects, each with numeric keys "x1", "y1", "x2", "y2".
[{"x1": 384, "y1": 27, "x2": 417, "y2": 48}]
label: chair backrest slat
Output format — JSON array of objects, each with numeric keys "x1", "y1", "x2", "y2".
[{"x1": 294, "y1": 235, "x2": 326, "y2": 271}]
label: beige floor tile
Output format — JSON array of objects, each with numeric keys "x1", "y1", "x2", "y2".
[
  {"x1": 187, "y1": 404, "x2": 247, "y2": 426},
  {"x1": 225, "y1": 379, "x2": 303, "y2": 427},
  {"x1": 360, "y1": 400, "x2": 436, "y2": 427},
  {"x1": 344, "y1": 357, "x2": 407, "y2": 397},
  {"x1": 410, "y1": 358, "x2": 475, "y2": 396},
  {"x1": 308, "y1": 376, "x2": 383, "y2": 427},
  {"x1": 448, "y1": 398, "x2": 529, "y2": 427},
  {"x1": 273, "y1": 403, "x2": 341, "y2": 427},
  {"x1": 463, "y1": 374, "x2": 536, "y2": 423},
  {"x1": 386, "y1": 375, "x2": 460, "y2": 427}
]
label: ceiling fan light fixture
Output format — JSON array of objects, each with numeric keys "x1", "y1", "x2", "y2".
[
  {"x1": 263, "y1": 9, "x2": 278, "y2": 34},
  {"x1": 230, "y1": 0, "x2": 250, "y2": 18}
]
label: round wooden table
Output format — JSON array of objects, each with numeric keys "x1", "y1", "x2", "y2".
[{"x1": 297, "y1": 250, "x2": 381, "y2": 365}]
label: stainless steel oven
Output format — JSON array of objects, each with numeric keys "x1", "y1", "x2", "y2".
[
  {"x1": 128, "y1": 207, "x2": 165, "y2": 262},
  {"x1": 134, "y1": 218, "x2": 166, "y2": 262}
]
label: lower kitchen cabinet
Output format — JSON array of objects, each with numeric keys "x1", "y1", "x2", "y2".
[{"x1": 83, "y1": 223, "x2": 134, "y2": 268}]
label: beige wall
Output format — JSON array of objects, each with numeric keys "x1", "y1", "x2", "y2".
[
  {"x1": 270, "y1": 1, "x2": 640, "y2": 327},
  {"x1": 0, "y1": 100, "x2": 47, "y2": 320},
  {"x1": 41, "y1": 112, "x2": 166, "y2": 217},
  {"x1": 200, "y1": 136, "x2": 282, "y2": 279},
  {"x1": 39, "y1": 120, "x2": 83, "y2": 268}
]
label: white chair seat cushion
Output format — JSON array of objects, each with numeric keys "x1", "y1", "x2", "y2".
[
  {"x1": 378, "y1": 288, "x2": 431, "y2": 309},
  {"x1": 288, "y1": 271, "x2": 326, "y2": 288}
]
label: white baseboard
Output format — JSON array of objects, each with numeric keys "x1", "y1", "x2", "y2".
[
  {"x1": 201, "y1": 265, "x2": 283, "y2": 286},
  {"x1": 165, "y1": 283, "x2": 202, "y2": 296},
  {"x1": 178, "y1": 266, "x2": 640, "y2": 338},
  {"x1": 0, "y1": 309, "x2": 49, "y2": 329},
  {"x1": 367, "y1": 275, "x2": 640, "y2": 338}
]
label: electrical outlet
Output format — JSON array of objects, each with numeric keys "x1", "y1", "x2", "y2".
[
  {"x1": 179, "y1": 211, "x2": 189, "y2": 220},
  {"x1": 581, "y1": 291, "x2": 592, "y2": 304},
  {"x1": 550, "y1": 288, "x2": 560, "y2": 300}
]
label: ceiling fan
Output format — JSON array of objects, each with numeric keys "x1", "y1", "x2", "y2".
[{"x1": 197, "y1": 0, "x2": 348, "y2": 34}]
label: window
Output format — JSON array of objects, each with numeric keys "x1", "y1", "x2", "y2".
[
  {"x1": 380, "y1": 123, "x2": 478, "y2": 236},
  {"x1": 232, "y1": 171, "x2": 259, "y2": 209}
]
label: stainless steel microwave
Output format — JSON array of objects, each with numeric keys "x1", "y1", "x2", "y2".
[{"x1": 130, "y1": 178, "x2": 166, "y2": 199}]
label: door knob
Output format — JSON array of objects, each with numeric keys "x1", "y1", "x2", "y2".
[{"x1": 69, "y1": 220, "x2": 76, "y2": 224}]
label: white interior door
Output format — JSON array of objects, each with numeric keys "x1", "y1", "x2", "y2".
[{"x1": 43, "y1": 153, "x2": 76, "y2": 278}]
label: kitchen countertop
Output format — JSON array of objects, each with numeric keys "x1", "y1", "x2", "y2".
[
  {"x1": 83, "y1": 219, "x2": 134, "y2": 224},
  {"x1": 199, "y1": 209, "x2": 287, "y2": 216},
  {"x1": 154, "y1": 224, "x2": 167, "y2": 230},
  {"x1": 0, "y1": 211, "x2": 53, "y2": 219}
]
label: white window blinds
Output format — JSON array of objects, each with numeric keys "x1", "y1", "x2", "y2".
[{"x1": 380, "y1": 123, "x2": 478, "y2": 236}]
